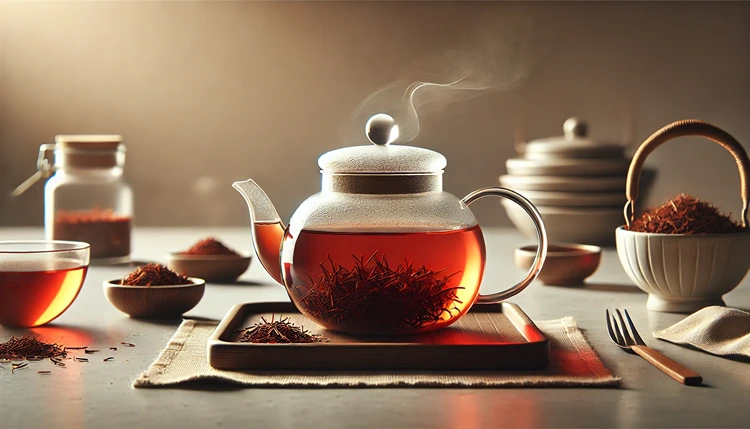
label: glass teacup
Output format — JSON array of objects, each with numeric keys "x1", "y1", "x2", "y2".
[{"x1": 0, "y1": 241, "x2": 90, "y2": 327}]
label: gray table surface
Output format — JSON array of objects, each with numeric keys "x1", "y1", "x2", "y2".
[{"x1": 1, "y1": 227, "x2": 749, "y2": 429}]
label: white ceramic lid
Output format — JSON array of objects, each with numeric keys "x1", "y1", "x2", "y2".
[
  {"x1": 318, "y1": 114, "x2": 447, "y2": 174},
  {"x1": 319, "y1": 145, "x2": 447, "y2": 173},
  {"x1": 523, "y1": 117, "x2": 623, "y2": 157}
]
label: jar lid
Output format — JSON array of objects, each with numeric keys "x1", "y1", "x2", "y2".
[
  {"x1": 318, "y1": 114, "x2": 447, "y2": 174},
  {"x1": 55, "y1": 135, "x2": 123, "y2": 151},
  {"x1": 54, "y1": 135, "x2": 125, "y2": 169},
  {"x1": 523, "y1": 118, "x2": 623, "y2": 158}
]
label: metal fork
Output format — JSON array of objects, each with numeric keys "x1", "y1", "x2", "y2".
[{"x1": 606, "y1": 309, "x2": 703, "y2": 386}]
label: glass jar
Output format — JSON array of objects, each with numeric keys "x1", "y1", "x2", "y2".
[{"x1": 43, "y1": 135, "x2": 133, "y2": 264}]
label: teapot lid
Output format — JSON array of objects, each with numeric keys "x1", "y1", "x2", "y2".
[
  {"x1": 319, "y1": 114, "x2": 447, "y2": 174},
  {"x1": 524, "y1": 117, "x2": 622, "y2": 153}
]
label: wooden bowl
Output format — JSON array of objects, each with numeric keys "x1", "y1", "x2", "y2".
[
  {"x1": 103, "y1": 278, "x2": 205, "y2": 319},
  {"x1": 516, "y1": 243, "x2": 601, "y2": 286},
  {"x1": 167, "y1": 253, "x2": 252, "y2": 283}
]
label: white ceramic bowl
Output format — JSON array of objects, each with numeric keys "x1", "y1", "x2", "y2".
[
  {"x1": 616, "y1": 227, "x2": 750, "y2": 313},
  {"x1": 517, "y1": 190, "x2": 625, "y2": 208},
  {"x1": 499, "y1": 174, "x2": 625, "y2": 192},
  {"x1": 503, "y1": 201, "x2": 622, "y2": 246},
  {"x1": 506, "y1": 157, "x2": 630, "y2": 177}
]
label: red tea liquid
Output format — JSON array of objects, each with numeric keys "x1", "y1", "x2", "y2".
[
  {"x1": 281, "y1": 225, "x2": 486, "y2": 334},
  {"x1": 0, "y1": 260, "x2": 88, "y2": 327},
  {"x1": 253, "y1": 222, "x2": 287, "y2": 284}
]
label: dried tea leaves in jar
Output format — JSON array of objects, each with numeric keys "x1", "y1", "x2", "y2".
[
  {"x1": 53, "y1": 208, "x2": 131, "y2": 259},
  {"x1": 628, "y1": 194, "x2": 744, "y2": 234},
  {"x1": 181, "y1": 237, "x2": 240, "y2": 256},
  {"x1": 120, "y1": 263, "x2": 192, "y2": 286}
]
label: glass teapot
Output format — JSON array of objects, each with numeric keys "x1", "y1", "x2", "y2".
[{"x1": 234, "y1": 114, "x2": 548, "y2": 335}]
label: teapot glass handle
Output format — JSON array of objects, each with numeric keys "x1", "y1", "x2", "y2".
[{"x1": 462, "y1": 187, "x2": 547, "y2": 304}]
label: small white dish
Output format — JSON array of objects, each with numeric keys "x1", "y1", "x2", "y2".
[
  {"x1": 523, "y1": 145, "x2": 624, "y2": 160},
  {"x1": 506, "y1": 157, "x2": 630, "y2": 177},
  {"x1": 499, "y1": 174, "x2": 625, "y2": 192},
  {"x1": 516, "y1": 190, "x2": 625, "y2": 207}
]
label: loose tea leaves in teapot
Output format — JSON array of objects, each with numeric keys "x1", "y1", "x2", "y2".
[
  {"x1": 628, "y1": 194, "x2": 745, "y2": 234},
  {"x1": 181, "y1": 237, "x2": 240, "y2": 256},
  {"x1": 297, "y1": 252, "x2": 463, "y2": 332},
  {"x1": 120, "y1": 264, "x2": 192, "y2": 286}
]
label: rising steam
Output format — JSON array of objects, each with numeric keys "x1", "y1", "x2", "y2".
[{"x1": 348, "y1": 22, "x2": 535, "y2": 144}]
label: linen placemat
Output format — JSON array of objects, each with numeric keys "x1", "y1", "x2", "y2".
[
  {"x1": 134, "y1": 317, "x2": 619, "y2": 388},
  {"x1": 654, "y1": 306, "x2": 750, "y2": 361}
]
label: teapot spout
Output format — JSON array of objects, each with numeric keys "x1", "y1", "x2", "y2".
[{"x1": 232, "y1": 179, "x2": 285, "y2": 285}]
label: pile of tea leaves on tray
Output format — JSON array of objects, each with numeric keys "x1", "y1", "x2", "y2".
[
  {"x1": 120, "y1": 263, "x2": 192, "y2": 286},
  {"x1": 237, "y1": 316, "x2": 327, "y2": 344},
  {"x1": 628, "y1": 194, "x2": 745, "y2": 234}
]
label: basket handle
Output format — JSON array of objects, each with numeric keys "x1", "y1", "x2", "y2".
[{"x1": 625, "y1": 119, "x2": 750, "y2": 228}]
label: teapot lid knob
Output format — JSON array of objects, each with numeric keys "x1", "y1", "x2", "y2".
[
  {"x1": 366, "y1": 113, "x2": 400, "y2": 146},
  {"x1": 563, "y1": 117, "x2": 588, "y2": 140}
]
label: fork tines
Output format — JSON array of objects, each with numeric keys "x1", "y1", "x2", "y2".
[{"x1": 606, "y1": 308, "x2": 646, "y2": 348}]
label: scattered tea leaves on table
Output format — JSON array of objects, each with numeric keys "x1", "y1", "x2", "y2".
[
  {"x1": 0, "y1": 336, "x2": 66, "y2": 361},
  {"x1": 0, "y1": 336, "x2": 133, "y2": 374},
  {"x1": 238, "y1": 316, "x2": 327, "y2": 344}
]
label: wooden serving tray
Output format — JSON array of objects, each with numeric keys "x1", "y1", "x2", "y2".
[{"x1": 208, "y1": 302, "x2": 549, "y2": 371}]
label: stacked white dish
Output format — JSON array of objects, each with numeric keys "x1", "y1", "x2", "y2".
[{"x1": 500, "y1": 118, "x2": 652, "y2": 246}]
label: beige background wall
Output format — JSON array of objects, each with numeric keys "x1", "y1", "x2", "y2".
[{"x1": 1, "y1": 1, "x2": 749, "y2": 228}]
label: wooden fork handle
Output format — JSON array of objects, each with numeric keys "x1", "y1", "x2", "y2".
[{"x1": 632, "y1": 345, "x2": 703, "y2": 386}]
